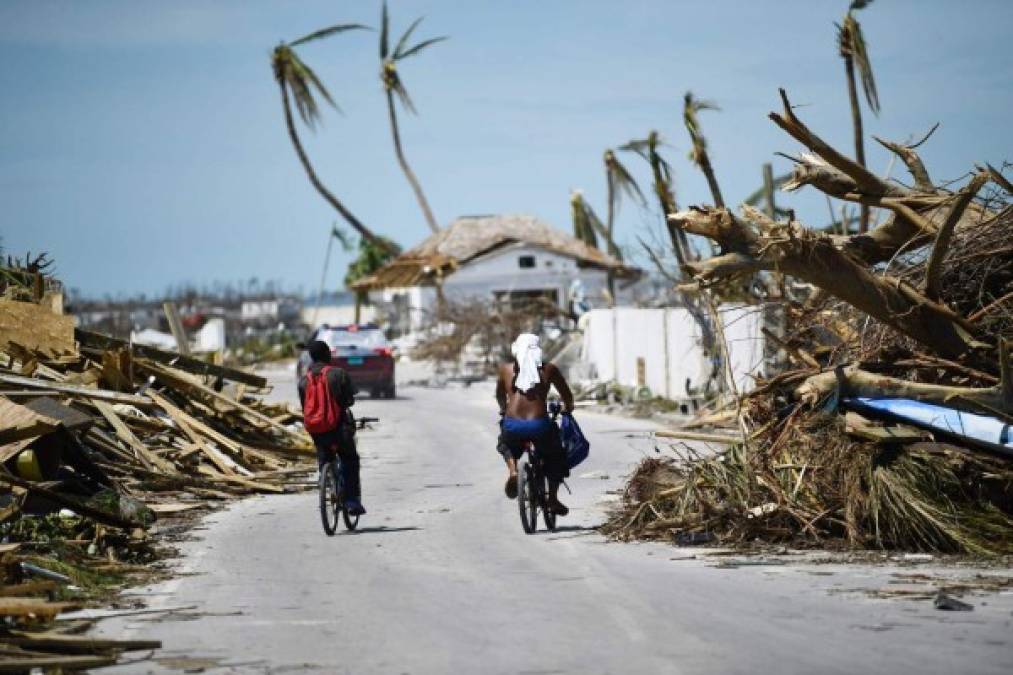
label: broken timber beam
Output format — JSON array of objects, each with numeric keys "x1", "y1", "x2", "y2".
[
  {"x1": 0, "y1": 372, "x2": 154, "y2": 407},
  {"x1": 75, "y1": 328, "x2": 266, "y2": 388}
]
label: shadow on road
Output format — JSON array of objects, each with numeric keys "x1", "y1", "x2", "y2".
[
  {"x1": 547, "y1": 524, "x2": 598, "y2": 533},
  {"x1": 345, "y1": 526, "x2": 422, "y2": 535}
]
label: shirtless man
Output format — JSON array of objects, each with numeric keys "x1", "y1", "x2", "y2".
[{"x1": 495, "y1": 333, "x2": 574, "y2": 515}]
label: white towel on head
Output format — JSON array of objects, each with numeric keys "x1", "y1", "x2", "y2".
[{"x1": 511, "y1": 333, "x2": 542, "y2": 393}]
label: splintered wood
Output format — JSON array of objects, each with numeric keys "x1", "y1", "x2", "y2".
[{"x1": 0, "y1": 299, "x2": 313, "y2": 671}]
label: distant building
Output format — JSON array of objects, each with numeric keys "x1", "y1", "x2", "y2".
[
  {"x1": 351, "y1": 214, "x2": 645, "y2": 335},
  {"x1": 239, "y1": 297, "x2": 301, "y2": 327},
  {"x1": 301, "y1": 291, "x2": 376, "y2": 329}
]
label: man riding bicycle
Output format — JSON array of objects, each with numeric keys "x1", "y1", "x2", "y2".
[
  {"x1": 495, "y1": 333, "x2": 574, "y2": 516},
  {"x1": 298, "y1": 340, "x2": 366, "y2": 516}
]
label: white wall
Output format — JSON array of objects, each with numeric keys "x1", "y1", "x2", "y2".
[
  {"x1": 579, "y1": 305, "x2": 764, "y2": 398},
  {"x1": 300, "y1": 304, "x2": 376, "y2": 328}
]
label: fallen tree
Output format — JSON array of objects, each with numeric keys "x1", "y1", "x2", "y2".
[{"x1": 605, "y1": 88, "x2": 1013, "y2": 554}]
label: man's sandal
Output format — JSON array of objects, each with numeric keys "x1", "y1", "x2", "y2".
[{"x1": 505, "y1": 475, "x2": 519, "y2": 499}]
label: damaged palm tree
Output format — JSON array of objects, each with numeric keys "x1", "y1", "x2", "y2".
[
  {"x1": 598, "y1": 148, "x2": 646, "y2": 303},
  {"x1": 684, "y1": 92, "x2": 725, "y2": 208},
  {"x1": 837, "y1": 0, "x2": 881, "y2": 233},
  {"x1": 379, "y1": 0, "x2": 447, "y2": 234},
  {"x1": 271, "y1": 25, "x2": 391, "y2": 252},
  {"x1": 605, "y1": 89, "x2": 1013, "y2": 555},
  {"x1": 621, "y1": 131, "x2": 692, "y2": 266}
]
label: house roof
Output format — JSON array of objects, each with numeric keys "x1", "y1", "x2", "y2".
[{"x1": 352, "y1": 214, "x2": 637, "y2": 290}]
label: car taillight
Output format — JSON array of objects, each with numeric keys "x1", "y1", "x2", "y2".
[{"x1": 373, "y1": 347, "x2": 392, "y2": 357}]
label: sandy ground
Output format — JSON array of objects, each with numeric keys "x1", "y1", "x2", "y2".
[{"x1": 89, "y1": 360, "x2": 1013, "y2": 674}]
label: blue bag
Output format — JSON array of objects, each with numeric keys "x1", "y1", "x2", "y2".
[{"x1": 560, "y1": 413, "x2": 590, "y2": 469}]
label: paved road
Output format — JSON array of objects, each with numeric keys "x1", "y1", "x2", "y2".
[{"x1": 97, "y1": 363, "x2": 1012, "y2": 674}]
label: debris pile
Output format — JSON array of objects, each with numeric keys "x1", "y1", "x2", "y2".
[
  {"x1": 1, "y1": 262, "x2": 313, "y2": 669},
  {"x1": 604, "y1": 91, "x2": 1013, "y2": 555}
]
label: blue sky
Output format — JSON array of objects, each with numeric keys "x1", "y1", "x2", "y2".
[{"x1": 1, "y1": 0, "x2": 1010, "y2": 298}]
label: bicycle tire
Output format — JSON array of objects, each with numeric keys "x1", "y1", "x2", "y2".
[
  {"x1": 319, "y1": 466, "x2": 339, "y2": 536},
  {"x1": 518, "y1": 460, "x2": 538, "y2": 534},
  {"x1": 542, "y1": 472, "x2": 557, "y2": 531}
]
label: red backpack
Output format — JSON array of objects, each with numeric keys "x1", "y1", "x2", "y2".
[{"x1": 303, "y1": 366, "x2": 341, "y2": 434}]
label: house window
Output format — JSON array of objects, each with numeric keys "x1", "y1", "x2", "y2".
[{"x1": 518, "y1": 255, "x2": 536, "y2": 269}]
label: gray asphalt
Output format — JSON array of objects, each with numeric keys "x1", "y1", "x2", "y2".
[{"x1": 94, "y1": 363, "x2": 1013, "y2": 674}]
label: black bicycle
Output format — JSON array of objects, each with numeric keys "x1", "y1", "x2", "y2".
[
  {"x1": 517, "y1": 402, "x2": 562, "y2": 534},
  {"x1": 319, "y1": 415, "x2": 377, "y2": 536}
]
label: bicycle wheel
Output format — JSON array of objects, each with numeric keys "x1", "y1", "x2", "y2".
[
  {"x1": 517, "y1": 460, "x2": 538, "y2": 534},
  {"x1": 542, "y1": 472, "x2": 557, "y2": 532},
  {"x1": 319, "y1": 465, "x2": 339, "y2": 536}
]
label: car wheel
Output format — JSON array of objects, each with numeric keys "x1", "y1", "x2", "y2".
[{"x1": 386, "y1": 383, "x2": 396, "y2": 399}]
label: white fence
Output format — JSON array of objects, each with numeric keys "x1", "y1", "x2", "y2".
[{"x1": 578, "y1": 305, "x2": 765, "y2": 399}]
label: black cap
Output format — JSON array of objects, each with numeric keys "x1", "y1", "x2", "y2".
[{"x1": 308, "y1": 340, "x2": 331, "y2": 363}]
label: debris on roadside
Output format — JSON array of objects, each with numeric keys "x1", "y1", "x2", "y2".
[
  {"x1": 1, "y1": 257, "x2": 314, "y2": 670},
  {"x1": 602, "y1": 92, "x2": 1013, "y2": 557}
]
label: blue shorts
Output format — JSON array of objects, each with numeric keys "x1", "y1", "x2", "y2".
[{"x1": 496, "y1": 416, "x2": 568, "y2": 481}]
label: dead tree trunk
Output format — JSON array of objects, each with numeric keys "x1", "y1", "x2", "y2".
[{"x1": 668, "y1": 205, "x2": 984, "y2": 360}]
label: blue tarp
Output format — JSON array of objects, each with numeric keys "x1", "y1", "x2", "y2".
[{"x1": 846, "y1": 397, "x2": 1012, "y2": 455}]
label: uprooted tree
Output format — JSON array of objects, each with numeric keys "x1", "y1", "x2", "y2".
[{"x1": 604, "y1": 88, "x2": 1013, "y2": 554}]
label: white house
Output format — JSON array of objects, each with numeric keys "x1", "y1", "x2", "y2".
[{"x1": 353, "y1": 214, "x2": 646, "y2": 335}]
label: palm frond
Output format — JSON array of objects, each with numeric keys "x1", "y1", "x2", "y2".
[
  {"x1": 380, "y1": 0, "x2": 390, "y2": 59},
  {"x1": 388, "y1": 67, "x2": 417, "y2": 114},
  {"x1": 849, "y1": 0, "x2": 874, "y2": 10},
  {"x1": 393, "y1": 16, "x2": 425, "y2": 59},
  {"x1": 684, "y1": 92, "x2": 718, "y2": 163},
  {"x1": 396, "y1": 36, "x2": 448, "y2": 61},
  {"x1": 605, "y1": 150, "x2": 646, "y2": 214},
  {"x1": 848, "y1": 18, "x2": 880, "y2": 114},
  {"x1": 274, "y1": 46, "x2": 337, "y2": 128},
  {"x1": 620, "y1": 138, "x2": 651, "y2": 162},
  {"x1": 570, "y1": 191, "x2": 599, "y2": 249},
  {"x1": 290, "y1": 23, "x2": 370, "y2": 47}
]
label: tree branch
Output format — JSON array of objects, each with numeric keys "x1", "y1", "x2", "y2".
[
  {"x1": 795, "y1": 364, "x2": 1012, "y2": 417},
  {"x1": 924, "y1": 171, "x2": 989, "y2": 301},
  {"x1": 873, "y1": 134, "x2": 935, "y2": 191},
  {"x1": 769, "y1": 88, "x2": 890, "y2": 195}
]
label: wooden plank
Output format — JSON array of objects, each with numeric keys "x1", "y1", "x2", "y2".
[
  {"x1": 92, "y1": 400, "x2": 170, "y2": 473},
  {"x1": 0, "y1": 581, "x2": 58, "y2": 597},
  {"x1": 0, "y1": 597, "x2": 77, "y2": 619},
  {"x1": 138, "y1": 360, "x2": 307, "y2": 444},
  {"x1": 655, "y1": 429, "x2": 743, "y2": 444},
  {"x1": 0, "y1": 652, "x2": 117, "y2": 671},
  {"x1": 0, "y1": 398, "x2": 59, "y2": 462},
  {"x1": 0, "y1": 299, "x2": 75, "y2": 356},
  {"x1": 22, "y1": 396, "x2": 93, "y2": 432},
  {"x1": 162, "y1": 301, "x2": 191, "y2": 356},
  {"x1": 7, "y1": 629, "x2": 161, "y2": 652},
  {"x1": 0, "y1": 372, "x2": 153, "y2": 406},
  {"x1": 196, "y1": 465, "x2": 286, "y2": 494},
  {"x1": 76, "y1": 328, "x2": 266, "y2": 387},
  {"x1": 148, "y1": 502, "x2": 207, "y2": 514},
  {"x1": 147, "y1": 392, "x2": 237, "y2": 476}
]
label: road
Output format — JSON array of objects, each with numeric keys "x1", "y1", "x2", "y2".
[{"x1": 96, "y1": 362, "x2": 1012, "y2": 674}]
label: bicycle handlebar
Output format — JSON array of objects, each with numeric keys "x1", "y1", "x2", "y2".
[{"x1": 355, "y1": 416, "x2": 380, "y2": 429}]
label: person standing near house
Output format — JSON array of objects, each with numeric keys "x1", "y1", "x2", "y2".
[
  {"x1": 298, "y1": 340, "x2": 366, "y2": 515},
  {"x1": 495, "y1": 333, "x2": 574, "y2": 515}
]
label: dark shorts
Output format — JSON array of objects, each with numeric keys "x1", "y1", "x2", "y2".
[{"x1": 496, "y1": 416, "x2": 569, "y2": 482}]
